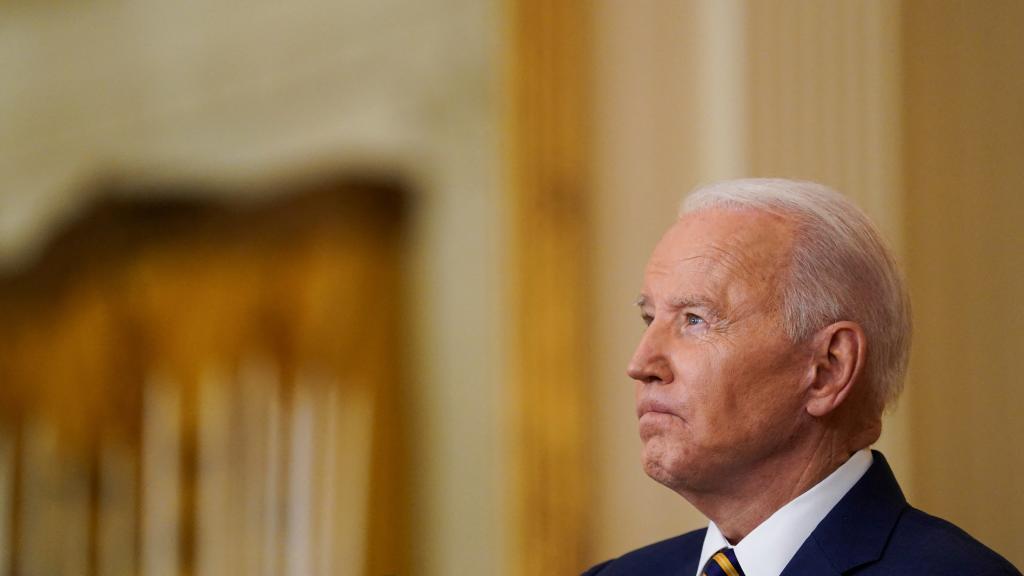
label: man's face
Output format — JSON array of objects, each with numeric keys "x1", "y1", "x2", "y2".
[{"x1": 629, "y1": 208, "x2": 812, "y2": 494}]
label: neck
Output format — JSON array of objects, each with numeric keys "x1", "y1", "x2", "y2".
[{"x1": 683, "y1": 432, "x2": 857, "y2": 544}]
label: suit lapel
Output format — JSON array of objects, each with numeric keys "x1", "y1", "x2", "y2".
[
  {"x1": 780, "y1": 451, "x2": 907, "y2": 576},
  {"x1": 779, "y1": 537, "x2": 842, "y2": 576},
  {"x1": 675, "y1": 529, "x2": 705, "y2": 576}
]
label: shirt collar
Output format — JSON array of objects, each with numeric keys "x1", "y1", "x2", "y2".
[{"x1": 694, "y1": 449, "x2": 873, "y2": 576}]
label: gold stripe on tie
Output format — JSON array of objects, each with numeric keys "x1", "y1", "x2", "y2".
[{"x1": 713, "y1": 552, "x2": 742, "y2": 576}]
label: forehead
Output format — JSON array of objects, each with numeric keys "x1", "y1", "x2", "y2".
[{"x1": 643, "y1": 208, "x2": 795, "y2": 304}]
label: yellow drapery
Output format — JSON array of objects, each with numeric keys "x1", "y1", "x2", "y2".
[
  {"x1": 0, "y1": 177, "x2": 408, "y2": 576},
  {"x1": 507, "y1": 0, "x2": 593, "y2": 573}
]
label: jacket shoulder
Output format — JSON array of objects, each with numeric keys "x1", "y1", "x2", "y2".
[
  {"x1": 581, "y1": 528, "x2": 705, "y2": 576},
  {"x1": 874, "y1": 506, "x2": 1021, "y2": 575}
]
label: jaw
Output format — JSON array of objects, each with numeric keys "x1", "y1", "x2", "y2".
[
  {"x1": 638, "y1": 425, "x2": 798, "y2": 498},
  {"x1": 638, "y1": 433, "x2": 705, "y2": 492}
]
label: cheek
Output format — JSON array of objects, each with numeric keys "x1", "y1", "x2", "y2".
[
  {"x1": 719, "y1": 364, "x2": 806, "y2": 435},
  {"x1": 679, "y1": 348, "x2": 797, "y2": 437},
  {"x1": 671, "y1": 351, "x2": 725, "y2": 414}
]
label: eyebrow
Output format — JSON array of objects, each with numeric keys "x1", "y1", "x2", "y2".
[
  {"x1": 669, "y1": 295, "x2": 717, "y2": 310},
  {"x1": 635, "y1": 294, "x2": 719, "y2": 312}
]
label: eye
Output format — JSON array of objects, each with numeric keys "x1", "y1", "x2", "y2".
[
  {"x1": 685, "y1": 313, "x2": 705, "y2": 326},
  {"x1": 641, "y1": 313, "x2": 654, "y2": 326}
]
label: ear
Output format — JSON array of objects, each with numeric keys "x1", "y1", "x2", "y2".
[{"x1": 804, "y1": 321, "x2": 867, "y2": 418}]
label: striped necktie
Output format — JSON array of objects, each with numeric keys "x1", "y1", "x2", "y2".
[{"x1": 701, "y1": 547, "x2": 746, "y2": 576}]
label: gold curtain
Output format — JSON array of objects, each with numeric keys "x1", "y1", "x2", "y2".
[
  {"x1": 507, "y1": 0, "x2": 593, "y2": 573},
  {"x1": 0, "y1": 178, "x2": 408, "y2": 576}
]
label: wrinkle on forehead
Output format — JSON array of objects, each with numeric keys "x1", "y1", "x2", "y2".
[
  {"x1": 696, "y1": 244, "x2": 760, "y2": 289},
  {"x1": 709, "y1": 237, "x2": 788, "y2": 293},
  {"x1": 645, "y1": 209, "x2": 795, "y2": 316}
]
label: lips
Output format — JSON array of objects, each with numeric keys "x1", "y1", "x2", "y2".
[{"x1": 636, "y1": 398, "x2": 677, "y2": 419}]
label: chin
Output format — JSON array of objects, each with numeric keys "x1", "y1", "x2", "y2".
[{"x1": 641, "y1": 439, "x2": 694, "y2": 491}]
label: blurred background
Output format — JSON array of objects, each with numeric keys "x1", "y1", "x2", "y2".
[{"x1": 0, "y1": 0, "x2": 1021, "y2": 575}]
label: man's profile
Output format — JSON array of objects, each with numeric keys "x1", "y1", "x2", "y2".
[{"x1": 584, "y1": 179, "x2": 1020, "y2": 576}]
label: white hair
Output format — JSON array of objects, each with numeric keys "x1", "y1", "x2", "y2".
[{"x1": 681, "y1": 178, "x2": 912, "y2": 413}]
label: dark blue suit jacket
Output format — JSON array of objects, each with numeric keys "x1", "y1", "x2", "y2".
[{"x1": 583, "y1": 452, "x2": 1020, "y2": 575}]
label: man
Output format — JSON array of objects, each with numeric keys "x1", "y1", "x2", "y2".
[{"x1": 584, "y1": 179, "x2": 1020, "y2": 576}]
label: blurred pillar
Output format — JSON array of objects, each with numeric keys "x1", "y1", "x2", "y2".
[
  {"x1": 507, "y1": 0, "x2": 592, "y2": 574},
  {"x1": 695, "y1": 0, "x2": 748, "y2": 182}
]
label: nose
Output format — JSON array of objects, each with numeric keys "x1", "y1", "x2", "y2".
[{"x1": 626, "y1": 322, "x2": 673, "y2": 385}]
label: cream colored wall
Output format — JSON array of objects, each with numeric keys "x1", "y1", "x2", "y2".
[
  {"x1": 903, "y1": 0, "x2": 1024, "y2": 566},
  {"x1": 0, "y1": 2, "x2": 505, "y2": 574}
]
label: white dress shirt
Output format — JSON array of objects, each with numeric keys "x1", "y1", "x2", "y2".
[{"x1": 694, "y1": 449, "x2": 873, "y2": 576}]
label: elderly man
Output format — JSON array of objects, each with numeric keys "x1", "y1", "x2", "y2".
[{"x1": 584, "y1": 179, "x2": 1019, "y2": 576}]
